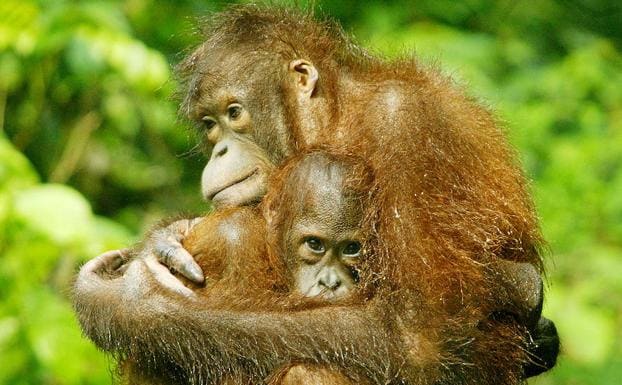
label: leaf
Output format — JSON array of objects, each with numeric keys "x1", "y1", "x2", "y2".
[
  {"x1": 0, "y1": 135, "x2": 39, "y2": 192},
  {"x1": 545, "y1": 284, "x2": 616, "y2": 365},
  {"x1": 13, "y1": 184, "x2": 93, "y2": 246},
  {"x1": 23, "y1": 289, "x2": 111, "y2": 385}
]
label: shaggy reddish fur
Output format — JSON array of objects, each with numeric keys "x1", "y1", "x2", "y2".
[
  {"x1": 73, "y1": 5, "x2": 545, "y2": 385},
  {"x1": 178, "y1": 6, "x2": 543, "y2": 381}
]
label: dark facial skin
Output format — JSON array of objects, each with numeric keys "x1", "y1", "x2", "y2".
[
  {"x1": 293, "y1": 233, "x2": 362, "y2": 300},
  {"x1": 117, "y1": 55, "x2": 294, "y2": 284},
  {"x1": 192, "y1": 52, "x2": 292, "y2": 208},
  {"x1": 198, "y1": 100, "x2": 272, "y2": 207},
  {"x1": 282, "y1": 160, "x2": 365, "y2": 301}
]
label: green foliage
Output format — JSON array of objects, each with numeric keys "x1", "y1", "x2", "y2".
[
  {"x1": 0, "y1": 133, "x2": 132, "y2": 384},
  {"x1": 0, "y1": 0, "x2": 208, "y2": 234},
  {"x1": 0, "y1": 0, "x2": 620, "y2": 384}
]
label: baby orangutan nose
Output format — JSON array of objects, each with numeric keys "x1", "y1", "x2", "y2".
[
  {"x1": 304, "y1": 261, "x2": 358, "y2": 301},
  {"x1": 319, "y1": 270, "x2": 341, "y2": 290}
]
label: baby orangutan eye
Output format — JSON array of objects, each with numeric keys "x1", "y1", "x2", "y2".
[
  {"x1": 202, "y1": 116, "x2": 216, "y2": 131},
  {"x1": 304, "y1": 237, "x2": 325, "y2": 254},
  {"x1": 227, "y1": 103, "x2": 243, "y2": 120},
  {"x1": 342, "y1": 241, "x2": 361, "y2": 257}
]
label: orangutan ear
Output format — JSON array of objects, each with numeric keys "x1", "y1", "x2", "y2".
[{"x1": 289, "y1": 59, "x2": 319, "y2": 97}]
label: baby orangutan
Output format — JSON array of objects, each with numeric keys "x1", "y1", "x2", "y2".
[
  {"x1": 180, "y1": 149, "x2": 376, "y2": 311},
  {"x1": 168, "y1": 150, "x2": 376, "y2": 384}
]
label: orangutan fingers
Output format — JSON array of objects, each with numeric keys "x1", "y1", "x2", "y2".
[
  {"x1": 152, "y1": 219, "x2": 205, "y2": 284},
  {"x1": 156, "y1": 242, "x2": 204, "y2": 284},
  {"x1": 84, "y1": 249, "x2": 131, "y2": 277},
  {"x1": 144, "y1": 255, "x2": 197, "y2": 298}
]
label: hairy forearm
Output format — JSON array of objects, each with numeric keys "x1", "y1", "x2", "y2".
[
  {"x1": 73, "y1": 255, "x2": 418, "y2": 384},
  {"x1": 73, "y1": 253, "x2": 541, "y2": 385},
  {"x1": 120, "y1": 299, "x2": 405, "y2": 384},
  {"x1": 74, "y1": 263, "x2": 405, "y2": 383}
]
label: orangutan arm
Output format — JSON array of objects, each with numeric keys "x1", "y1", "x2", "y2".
[{"x1": 73, "y1": 254, "x2": 410, "y2": 384}]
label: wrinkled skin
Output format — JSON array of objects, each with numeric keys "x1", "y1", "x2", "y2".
[
  {"x1": 280, "y1": 154, "x2": 367, "y2": 301},
  {"x1": 133, "y1": 52, "x2": 287, "y2": 283},
  {"x1": 74, "y1": 5, "x2": 558, "y2": 385},
  {"x1": 177, "y1": 151, "x2": 374, "y2": 306}
]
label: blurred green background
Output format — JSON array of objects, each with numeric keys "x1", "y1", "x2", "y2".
[{"x1": 0, "y1": 0, "x2": 620, "y2": 384}]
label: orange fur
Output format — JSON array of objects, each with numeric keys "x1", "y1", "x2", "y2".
[
  {"x1": 74, "y1": 5, "x2": 550, "y2": 385},
  {"x1": 177, "y1": 7, "x2": 543, "y2": 381}
]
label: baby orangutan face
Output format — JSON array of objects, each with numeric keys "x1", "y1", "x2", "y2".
[
  {"x1": 292, "y1": 226, "x2": 362, "y2": 300},
  {"x1": 281, "y1": 154, "x2": 368, "y2": 301}
]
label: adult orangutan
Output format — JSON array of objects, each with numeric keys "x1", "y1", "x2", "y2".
[{"x1": 73, "y1": 4, "x2": 558, "y2": 385}]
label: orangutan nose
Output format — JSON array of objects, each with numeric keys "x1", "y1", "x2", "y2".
[{"x1": 319, "y1": 270, "x2": 341, "y2": 290}]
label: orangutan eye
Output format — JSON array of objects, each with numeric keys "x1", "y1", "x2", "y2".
[
  {"x1": 342, "y1": 241, "x2": 361, "y2": 257},
  {"x1": 227, "y1": 104, "x2": 243, "y2": 120},
  {"x1": 202, "y1": 116, "x2": 216, "y2": 131},
  {"x1": 305, "y1": 237, "x2": 325, "y2": 253}
]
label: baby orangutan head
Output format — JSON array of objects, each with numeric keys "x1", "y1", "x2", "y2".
[{"x1": 263, "y1": 150, "x2": 376, "y2": 301}]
